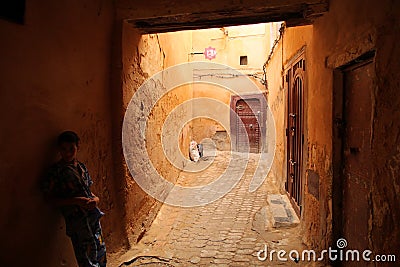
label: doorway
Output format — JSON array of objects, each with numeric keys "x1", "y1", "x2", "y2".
[
  {"x1": 332, "y1": 51, "x2": 375, "y2": 266},
  {"x1": 230, "y1": 94, "x2": 266, "y2": 153},
  {"x1": 285, "y1": 51, "x2": 305, "y2": 216},
  {"x1": 235, "y1": 98, "x2": 261, "y2": 153}
]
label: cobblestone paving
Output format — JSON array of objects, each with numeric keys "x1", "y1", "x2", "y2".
[{"x1": 112, "y1": 151, "x2": 326, "y2": 267}]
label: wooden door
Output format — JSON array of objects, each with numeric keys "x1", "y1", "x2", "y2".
[
  {"x1": 236, "y1": 99, "x2": 261, "y2": 153},
  {"x1": 340, "y1": 59, "x2": 374, "y2": 266},
  {"x1": 286, "y1": 56, "x2": 305, "y2": 215}
]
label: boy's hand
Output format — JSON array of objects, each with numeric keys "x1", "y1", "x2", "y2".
[
  {"x1": 86, "y1": 199, "x2": 97, "y2": 210},
  {"x1": 73, "y1": 196, "x2": 99, "y2": 210},
  {"x1": 74, "y1": 197, "x2": 92, "y2": 208}
]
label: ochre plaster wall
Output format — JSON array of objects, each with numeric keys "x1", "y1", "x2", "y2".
[
  {"x1": 308, "y1": 0, "x2": 400, "y2": 256},
  {"x1": 190, "y1": 25, "x2": 269, "y2": 146},
  {"x1": 0, "y1": 1, "x2": 120, "y2": 266},
  {"x1": 119, "y1": 22, "x2": 193, "y2": 246},
  {"x1": 266, "y1": 0, "x2": 400, "y2": 259},
  {"x1": 191, "y1": 83, "x2": 231, "y2": 144},
  {"x1": 265, "y1": 25, "x2": 313, "y2": 194}
]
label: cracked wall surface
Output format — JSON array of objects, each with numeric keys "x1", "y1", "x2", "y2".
[
  {"x1": 265, "y1": 0, "x2": 400, "y2": 261},
  {"x1": 265, "y1": 25, "x2": 313, "y2": 193},
  {"x1": 118, "y1": 22, "x2": 193, "y2": 249}
]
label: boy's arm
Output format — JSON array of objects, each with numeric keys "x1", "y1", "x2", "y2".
[
  {"x1": 85, "y1": 193, "x2": 100, "y2": 209},
  {"x1": 91, "y1": 193, "x2": 100, "y2": 204},
  {"x1": 46, "y1": 195, "x2": 92, "y2": 208}
]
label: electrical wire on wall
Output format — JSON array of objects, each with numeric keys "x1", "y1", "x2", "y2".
[
  {"x1": 193, "y1": 73, "x2": 243, "y2": 79},
  {"x1": 190, "y1": 24, "x2": 286, "y2": 86},
  {"x1": 262, "y1": 22, "x2": 286, "y2": 92},
  {"x1": 193, "y1": 71, "x2": 265, "y2": 83}
]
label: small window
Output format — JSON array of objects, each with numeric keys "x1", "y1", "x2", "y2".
[{"x1": 240, "y1": 56, "x2": 248, "y2": 65}]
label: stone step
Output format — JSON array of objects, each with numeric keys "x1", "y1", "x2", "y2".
[{"x1": 267, "y1": 194, "x2": 300, "y2": 228}]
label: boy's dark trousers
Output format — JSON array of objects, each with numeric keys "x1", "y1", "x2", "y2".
[{"x1": 67, "y1": 212, "x2": 106, "y2": 267}]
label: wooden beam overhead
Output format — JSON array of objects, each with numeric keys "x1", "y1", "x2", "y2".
[{"x1": 120, "y1": 0, "x2": 329, "y2": 33}]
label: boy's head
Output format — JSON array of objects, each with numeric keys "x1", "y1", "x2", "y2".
[{"x1": 57, "y1": 131, "x2": 80, "y2": 162}]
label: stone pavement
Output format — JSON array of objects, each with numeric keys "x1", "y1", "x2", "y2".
[{"x1": 110, "y1": 151, "x2": 328, "y2": 267}]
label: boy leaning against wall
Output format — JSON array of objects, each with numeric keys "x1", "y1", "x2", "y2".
[{"x1": 41, "y1": 131, "x2": 106, "y2": 267}]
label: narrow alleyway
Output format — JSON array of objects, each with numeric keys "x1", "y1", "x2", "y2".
[{"x1": 111, "y1": 143, "x2": 321, "y2": 267}]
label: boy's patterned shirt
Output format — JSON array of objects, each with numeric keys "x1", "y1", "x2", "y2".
[{"x1": 41, "y1": 160, "x2": 93, "y2": 218}]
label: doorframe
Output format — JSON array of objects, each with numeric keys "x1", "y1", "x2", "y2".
[
  {"x1": 283, "y1": 46, "x2": 308, "y2": 217},
  {"x1": 331, "y1": 50, "x2": 376, "y2": 253},
  {"x1": 230, "y1": 93, "x2": 267, "y2": 153}
]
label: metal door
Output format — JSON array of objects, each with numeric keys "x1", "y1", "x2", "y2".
[
  {"x1": 286, "y1": 56, "x2": 305, "y2": 215},
  {"x1": 340, "y1": 59, "x2": 374, "y2": 265},
  {"x1": 236, "y1": 99, "x2": 261, "y2": 153}
]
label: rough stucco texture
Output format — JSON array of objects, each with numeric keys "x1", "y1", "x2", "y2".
[
  {"x1": 0, "y1": 1, "x2": 117, "y2": 266},
  {"x1": 266, "y1": 0, "x2": 400, "y2": 258},
  {"x1": 266, "y1": 25, "x2": 313, "y2": 193},
  {"x1": 308, "y1": 0, "x2": 400, "y2": 256},
  {"x1": 120, "y1": 23, "x2": 193, "y2": 246}
]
